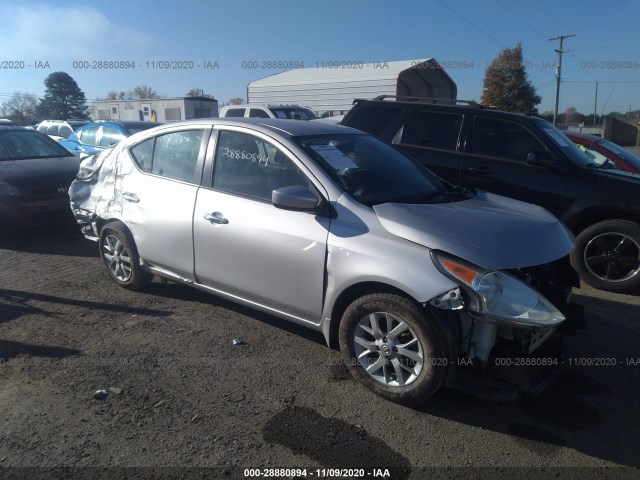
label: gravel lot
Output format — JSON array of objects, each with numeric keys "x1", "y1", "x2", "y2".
[{"x1": 1, "y1": 223, "x2": 639, "y2": 479}]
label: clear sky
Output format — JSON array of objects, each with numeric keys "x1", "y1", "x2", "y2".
[{"x1": 1, "y1": 0, "x2": 639, "y2": 115}]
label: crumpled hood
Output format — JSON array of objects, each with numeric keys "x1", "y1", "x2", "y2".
[{"x1": 373, "y1": 191, "x2": 575, "y2": 270}]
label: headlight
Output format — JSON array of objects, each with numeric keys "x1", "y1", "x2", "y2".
[
  {"x1": 431, "y1": 251, "x2": 564, "y2": 328},
  {"x1": 0, "y1": 181, "x2": 20, "y2": 197}
]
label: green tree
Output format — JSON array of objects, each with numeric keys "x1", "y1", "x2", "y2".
[
  {"x1": 38, "y1": 72, "x2": 89, "y2": 119},
  {"x1": 1, "y1": 92, "x2": 39, "y2": 125},
  {"x1": 481, "y1": 43, "x2": 541, "y2": 115}
]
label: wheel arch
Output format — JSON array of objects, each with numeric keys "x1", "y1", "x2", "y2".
[
  {"x1": 325, "y1": 282, "x2": 414, "y2": 349},
  {"x1": 324, "y1": 281, "x2": 458, "y2": 358},
  {"x1": 567, "y1": 207, "x2": 640, "y2": 236}
]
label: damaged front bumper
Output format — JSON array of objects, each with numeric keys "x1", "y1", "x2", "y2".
[{"x1": 429, "y1": 259, "x2": 585, "y2": 401}]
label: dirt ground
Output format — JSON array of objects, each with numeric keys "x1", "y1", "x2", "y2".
[{"x1": 1, "y1": 223, "x2": 639, "y2": 479}]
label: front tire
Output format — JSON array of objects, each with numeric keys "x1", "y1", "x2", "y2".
[
  {"x1": 99, "y1": 222, "x2": 153, "y2": 290},
  {"x1": 338, "y1": 293, "x2": 448, "y2": 405},
  {"x1": 571, "y1": 219, "x2": 640, "y2": 293}
]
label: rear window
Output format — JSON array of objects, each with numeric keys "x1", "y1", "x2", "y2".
[
  {"x1": 0, "y1": 130, "x2": 71, "y2": 160},
  {"x1": 224, "y1": 108, "x2": 245, "y2": 118},
  {"x1": 345, "y1": 105, "x2": 403, "y2": 136}
]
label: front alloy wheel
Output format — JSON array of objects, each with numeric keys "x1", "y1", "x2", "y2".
[
  {"x1": 353, "y1": 312, "x2": 424, "y2": 387},
  {"x1": 572, "y1": 220, "x2": 640, "y2": 293},
  {"x1": 339, "y1": 293, "x2": 448, "y2": 405}
]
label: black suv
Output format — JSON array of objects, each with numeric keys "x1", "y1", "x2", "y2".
[{"x1": 342, "y1": 96, "x2": 640, "y2": 293}]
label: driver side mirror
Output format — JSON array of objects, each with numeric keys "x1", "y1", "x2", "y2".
[
  {"x1": 526, "y1": 149, "x2": 556, "y2": 169},
  {"x1": 272, "y1": 185, "x2": 321, "y2": 212}
]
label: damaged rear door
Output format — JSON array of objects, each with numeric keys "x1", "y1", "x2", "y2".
[{"x1": 122, "y1": 126, "x2": 210, "y2": 281}]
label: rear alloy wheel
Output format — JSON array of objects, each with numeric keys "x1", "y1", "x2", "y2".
[
  {"x1": 338, "y1": 293, "x2": 448, "y2": 405},
  {"x1": 99, "y1": 222, "x2": 152, "y2": 290},
  {"x1": 572, "y1": 220, "x2": 640, "y2": 293}
]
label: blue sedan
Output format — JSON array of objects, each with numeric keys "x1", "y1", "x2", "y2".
[{"x1": 59, "y1": 121, "x2": 159, "y2": 156}]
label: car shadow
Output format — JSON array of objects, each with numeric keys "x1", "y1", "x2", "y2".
[
  {"x1": 142, "y1": 281, "x2": 329, "y2": 346},
  {"x1": 0, "y1": 288, "x2": 170, "y2": 325},
  {"x1": 0, "y1": 223, "x2": 97, "y2": 257},
  {"x1": 418, "y1": 292, "x2": 640, "y2": 467},
  {"x1": 0, "y1": 339, "x2": 80, "y2": 361}
]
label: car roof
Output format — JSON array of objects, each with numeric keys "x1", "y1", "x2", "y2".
[
  {"x1": 167, "y1": 117, "x2": 364, "y2": 137},
  {"x1": 563, "y1": 131, "x2": 602, "y2": 142},
  {"x1": 356, "y1": 98, "x2": 540, "y2": 121},
  {"x1": 83, "y1": 121, "x2": 160, "y2": 129},
  {"x1": 0, "y1": 125, "x2": 31, "y2": 132}
]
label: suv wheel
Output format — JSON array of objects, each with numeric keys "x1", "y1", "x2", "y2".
[
  {"x1": 338, "y1": 293, "x2": 448, "y2": 405},
  {"x1": 572, "y1": 220, "x2": 640, "y2": 293},
  {"x1": 99, "y1": 222, "x2": 153, "y2": 290}
]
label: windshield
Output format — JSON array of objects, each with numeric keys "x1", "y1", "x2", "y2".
[
  {"x1": 0, "y1": 130, "x2": 72, "y2": 160},
  {"x1": 295, "y1": 134, "x2": 457, "y2": 206},
  {"x1": 531, "y1": 118, "x2": 593, "y2": 167},
  {"x1": 597, "y1": 138, "x2": 640, "y2": 170},
  {"x1": 269, "y1": 107, "x2": 318, "y2": 120}
]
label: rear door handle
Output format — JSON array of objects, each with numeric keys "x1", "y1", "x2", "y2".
[
  {"x1": 203, "y1": 211, "x2": 229, "y2": 224},
  {"x1": 468, "y1": 166, "x2": 493, "y2": 175},
  {"x1": 123, "y1": 192, "x2": 140, "y2": 203}
]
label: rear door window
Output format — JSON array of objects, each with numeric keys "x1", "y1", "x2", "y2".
[
  {"x1": 129, "y1": 130, "x2": 204, "y2": 183},
  {"x1": 345, "y1": 106, "x2": 404, "y2": 136},
  {"x1": 397, "y1": 111, "x2": 463, "y2": 151},
  {"x1": 249, "y1": 108, "x2": 270, "y2": 118},
  {"x1": 78, "y1": 127, "x2": 99, "y2": 146}
]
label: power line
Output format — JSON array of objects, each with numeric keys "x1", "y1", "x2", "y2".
[
  {"x1": 437, "y1": 0, "x2": 506, "y2": 48},
  {"x1": 512, "y1": 0, "x2": 557, "y2": 36},
  {"x1": 495, "y1": 0, "x2": 548, "y2": 37},
  {"x1": 536, "y1": 0, "x2": 569, "y2": 33}
]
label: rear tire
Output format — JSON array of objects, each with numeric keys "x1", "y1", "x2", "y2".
[
  {"x1": 571, "y1": 219, "x2": 640, "y2": 293},
  {"x1": 338, "y1": 293, "x2": 448, "y2": 405},
  {"x1": 99, "y1": 222, "x2": 152, "y2": 290}
]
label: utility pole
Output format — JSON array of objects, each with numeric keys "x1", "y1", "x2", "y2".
[
  {"x1": 593, "y1": 81, "x2": 598, "y2": 128},
  {"x1": 549, "y1": 34, "x2": 576, "y2": 126}
]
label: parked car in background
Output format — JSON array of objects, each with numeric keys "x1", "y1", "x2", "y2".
[
  {"x1": 220, "y1": 104, "x2": 318, "y2": 120},
  {"x1": 0, "y1": 119, "x2": 18, "y2": 126},
  {"x1": 70, "y1": 118, "x2": 582, "y2": 404},
  {"x1": 565, "y1": 131, "x2": 640, "y2": 174},
  {"x1": 36, "y1": 120, "x2": 91, "y2": 141},
  {"x1": 59, "y1": 121, "x2": 160, "y2": 157},
  {"x1": 341, "y1": 96, "x2": 640, "y2": 293},
  {"x1": 0, "y1": 126, "x2": 80, "y2": 229}
]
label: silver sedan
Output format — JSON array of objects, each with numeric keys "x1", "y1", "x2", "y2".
[{"x1": 69, "y1": 118, "x2": 581, "y2": 404}]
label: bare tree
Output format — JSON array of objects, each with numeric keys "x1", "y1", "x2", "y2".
[
  {"x1": 228, "y1": 97, "x2": 244, "y2": 105},
  {"x1": 1, "y1": 92, "x2": 39, "y2": 125},
  {"x1": 186, "y1": 88, "x2": 214, "y2": 98},
  {"x1": 132, "y1": 85, "x2": 158, "y2": 99}
]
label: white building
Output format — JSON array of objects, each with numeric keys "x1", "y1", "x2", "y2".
[
  {"x1": 247, "y1": 59, "x2": 457, "y2": 117},
  {"x1": 93, "y1": 96, "x2": 218, "y2": 122}
]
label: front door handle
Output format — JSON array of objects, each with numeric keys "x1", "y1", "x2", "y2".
[
  {"x1": 203, "y1": 211, "x2": 229, "y2": 224},
  {"x1": 468, "y1": 166, "x2": 493, "y2": 175},
  {"x1": 123, "y1": 192, "x2": 140, "y2": 203}
]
